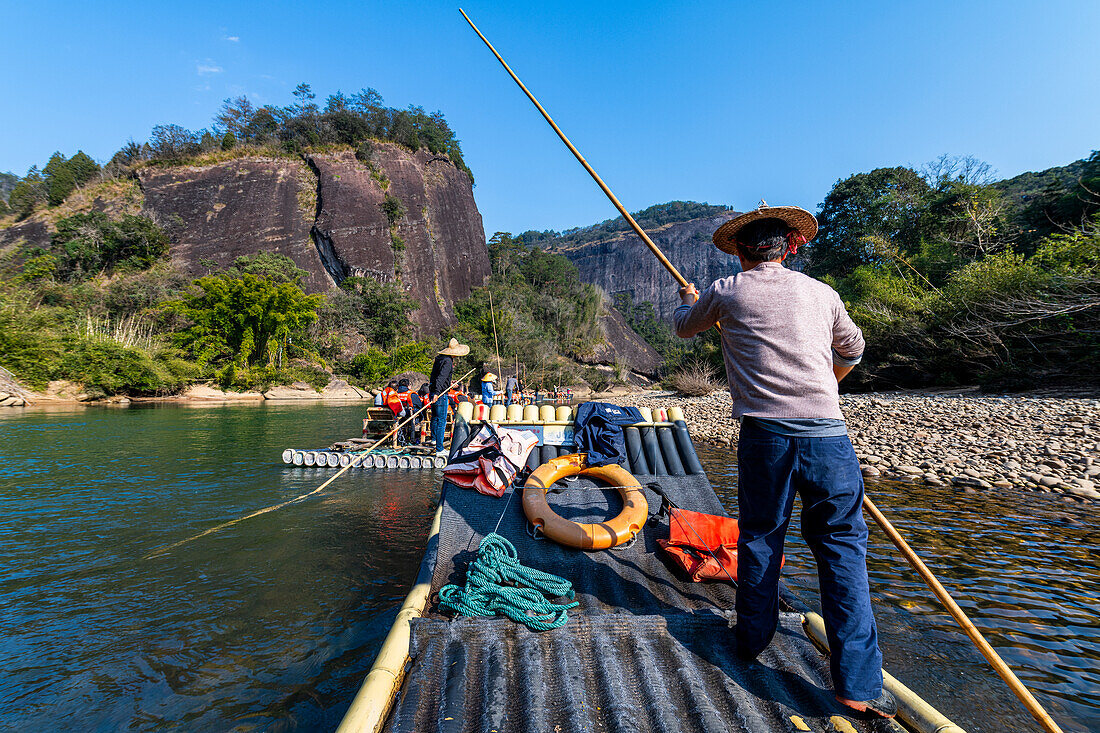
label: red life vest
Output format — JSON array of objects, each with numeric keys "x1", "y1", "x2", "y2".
[{"x1": 657, "y1": 508, "x2": 783, "y2": 583}]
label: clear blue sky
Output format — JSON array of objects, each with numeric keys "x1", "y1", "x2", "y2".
[{"x1": 3, "y1": 1, "x2": 1098, "y2": 237}]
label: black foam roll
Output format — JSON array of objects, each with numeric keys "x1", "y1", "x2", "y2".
[
  {"x1": 526, "y1": 445, "x2": 541, "y2": 472},
  {"x1": 555, "y1": 445, "x2": 571, "y2": 458},
  {"x1": 539, "y1": 444, "x2": 556, "y2": 466},
  {"x1": 640, "y1": 425, "x2": 667, "y2": 476},
  {"x1": 673, "y1": 421, "x2": 705, "y2": 475},
  {"x1": 448, "y1": 419, "x2": 469, "y2": 461},
  {"x1": 624, "y1": 427, "x2": 648, "y2": 475},
  {"x1": 657, "y1": 426, "x2": 685, "y2": 476}
]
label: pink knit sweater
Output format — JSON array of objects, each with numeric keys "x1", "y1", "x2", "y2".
[{"x1": 673, "y1": 262, "x2": 865, "y2": 420}]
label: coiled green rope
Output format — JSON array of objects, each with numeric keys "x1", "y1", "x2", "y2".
[{"x1": 438, "y1": 533, "x2": 579, "y2": 631}]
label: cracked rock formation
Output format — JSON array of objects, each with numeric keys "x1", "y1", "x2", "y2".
[
  {"x1": 135, "y1": 144, "x2": 490, "y2": 334},
  {"x1": 551, "y1": 212, "x2": 742, "y2": 322}
]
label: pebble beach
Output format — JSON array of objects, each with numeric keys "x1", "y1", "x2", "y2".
[{"x1": 620, "y1": 390, "x2": 1100, "y2": 502}]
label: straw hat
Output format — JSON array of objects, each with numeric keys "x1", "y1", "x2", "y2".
[
  {"x1": 712, "y1": 201, "x2": 818, "y2": 255},
  {"x1": 438, "y1": 338, "x2": 470, "y2": 357},
  {"x1": 482, "y1": 373, "x2": 498, "y2": 382}
]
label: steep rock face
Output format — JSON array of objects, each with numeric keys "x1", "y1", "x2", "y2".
[
  {"x1": 137, "y1": 158, "x2": 333, "y2": 292},
  {"x1": 0, "y1": 219, "x2": 49, "y2": 261},
  {"x1": 308, "y1": 146, "x2": 490, "y2": 332},
  {"x1": 582, "y1": 306, "x2": 662, "y2": 376},
  {"x1": 132, "y1": 147, "x2": 491, "y2": 333},
  {"x1": 553, "y1": 212, "x2": 741, "y2": 322}
]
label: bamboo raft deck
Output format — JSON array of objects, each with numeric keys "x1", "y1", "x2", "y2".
[{"x1": 335, "y1": 406, "x2": 966, "y2": 733}]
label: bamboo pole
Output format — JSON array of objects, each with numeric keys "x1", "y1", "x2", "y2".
[
  {"x1": 459, "y1": 11, "x2": 1064, "y2": 733},
  {"x1": 862, "y1": 496, "x2": 1063, "y2": 733},
  {"x1": 459, "y1": 9, "x2": 688, "y2": 288},
  {"x1": 489, "y1": 289, "x2": 503, "y2": 381}
]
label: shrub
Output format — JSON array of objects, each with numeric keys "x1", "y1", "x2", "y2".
[
  {"x1": 345, "y1": 342, "x2": 433, "y2": 386},
  {"x1": 381, "y1": 194, "x2": 406, "y2": 226},
  {"x1": 167, "y1": 264, "x2": 322, "y2": 368},
  {"x1": 355, "y1": 140, "x2": 372, "y2": 164},
  {"x1": 670, "y1": 361, "x2": 722, "y2": 396},
  {"x1": 51, "y1": 212, "x2": 170, "y2": 281}
]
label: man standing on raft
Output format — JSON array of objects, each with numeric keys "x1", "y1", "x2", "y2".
[
  {"x1": 673, "y1": 203, "x2": 896, "y2": 718},
  {"x1": 429, "y1": 338, "x2": 469, "y2": 456}
]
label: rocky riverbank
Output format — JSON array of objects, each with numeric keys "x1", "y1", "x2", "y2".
[
  {"x1": 619, "y1": 390, "x2": 1100, "y2": 502},
  {"x1": 0, "y1": 378, "x2": 378, "y2": 406}
]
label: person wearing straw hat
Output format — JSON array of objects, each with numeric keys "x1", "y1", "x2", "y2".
[
  {"x1": 480, "y1": 372, "x2": 498, "y2": 405},
  {"x1": 673, "y1": 203, "x2": 894, "y2": 719},
  {"x1": 429, "y1": 338, "x2": 469, "y2": 455}
]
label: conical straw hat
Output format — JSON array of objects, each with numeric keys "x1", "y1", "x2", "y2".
[
  {"x1": 712, "y1": 201, "x2": 818, "y2": 255},
  {"x1": 482, "y1": 373, "x2": 498, "y2": 382},
  {"x1": 438, "y1": 338, "x2": 470, "y2": 357}
]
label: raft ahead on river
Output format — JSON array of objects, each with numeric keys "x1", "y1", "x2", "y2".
[{"x1": 336, "y1": 403, "x2": 966, "y2": 733}]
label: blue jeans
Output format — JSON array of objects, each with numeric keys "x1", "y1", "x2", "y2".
[
  {"x1": 505, "y1": 389, "x2": 514, "y2": 407},
  {"x1": 431, "y1": 396, "x2": 449, "y2": 452},
  {"x1": 736, "y1": 420, "x2": 882, "y2": 701}
]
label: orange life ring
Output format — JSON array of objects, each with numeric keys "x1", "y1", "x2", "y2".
[{"x1": 523, "y1": 453, "x2": 648, "y2": 550}]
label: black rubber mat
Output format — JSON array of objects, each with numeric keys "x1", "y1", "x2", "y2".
[
  {"x1": 427, "y1": 472, "x2": 737, "y2": 616},
  {"x1": 387, "y1": 440, "x2": 895, "y2": 732},
  {"x1": 386, "y1": 613, "x2": 893, "y2": 733}
]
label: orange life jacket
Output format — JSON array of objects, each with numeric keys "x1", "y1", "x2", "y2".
[{"x1": 658, "y1": 507, "x2": 780, "y2": 582}]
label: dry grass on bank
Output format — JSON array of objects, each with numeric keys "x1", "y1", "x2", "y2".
[{"x1": 670, "y1": 362, "x2": 722, "y2": 396}]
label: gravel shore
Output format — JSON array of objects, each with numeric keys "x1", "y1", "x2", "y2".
[{"x1": 618, "y1": 390, "x2": 1100, "y2": 502}]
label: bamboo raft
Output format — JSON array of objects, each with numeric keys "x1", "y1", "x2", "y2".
[{"x1": 335, "y1": 405, "x2": 968, "y2": 733}]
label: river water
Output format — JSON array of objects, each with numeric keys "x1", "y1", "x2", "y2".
[{"x1": 0, "y1": 403, "x2": 1095, "y2": 732}]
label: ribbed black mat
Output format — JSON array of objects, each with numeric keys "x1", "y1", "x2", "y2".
[
  {"x1": 389, "y1": 462, "x2": 891, "y2": 732},
  {"x1": 386, "y1": 613, "x2": 891, "y2": 733},
  {"x1": 427, "y1": 472, "x2": 736, "y2": 615}
]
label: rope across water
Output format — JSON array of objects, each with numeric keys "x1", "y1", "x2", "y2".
[{"x1": 437, "y1": 533, "x2": 579, "y2": 631}]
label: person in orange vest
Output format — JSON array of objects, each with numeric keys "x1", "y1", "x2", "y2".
[
  {"x1": 378, "y1": 380, "x2": 397, "y2": 409},
  {"x1": 389, "y1": 379, "x2": 422, "y2": 445},
  {"x1": 448, "y1": 383, "x2": 470, "y2": 407}
]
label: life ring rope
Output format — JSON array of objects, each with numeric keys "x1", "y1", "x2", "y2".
[{"x1": 522, "y1": 453, "x2": 649, "y2": 550}]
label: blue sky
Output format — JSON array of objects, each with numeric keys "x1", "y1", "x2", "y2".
[{"x1": 3, "y1": 1, "x2": 1098, "y2": 236}]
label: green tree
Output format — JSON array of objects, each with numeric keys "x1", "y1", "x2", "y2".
[
  {"x1": 223, "y1": 252, "x2": 309, "y2": 284},
  {"x1": 44, "y1": 152, "x2": 76, "y2": 206},
  {"x1": 170, "y1": 270, "x2": 321, "y2": 367},
  {"x1": 8, "y1": 167, "x2": 46, "y2": 219},
  {"x1": 51, "y1": 212, "x2": 170, "y2": 280},
  {"x1": 67, "y1": 151, "x2": 100, "y2": 185},
  {"x1": 315, "y1": 276, "x2": 418, "y2": 353},
  {"x1": 807, "y1": 167, "x2": 929, "y2": 278}
]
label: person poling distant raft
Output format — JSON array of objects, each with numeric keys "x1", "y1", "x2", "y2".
[
  {"x1": 429, "y1": 338, "x2": 470, "y2": 455},
  {"x1": 672, "y1": 202, "x2": 893, "y2": 718}
]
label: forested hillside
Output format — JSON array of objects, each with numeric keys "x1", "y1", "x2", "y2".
[
  {"x1": 692, "y1": 153, "x2": 1099, "y2": 390},
  {"x1": 0, "y1": 85, "x2": 481, "y2": 397},
  {"x1": 515, "y1": 201, "x2": 732, "y2": 249},
  {"x1": 556, "y1": 153, "x2": 1100, "y2": 391}
]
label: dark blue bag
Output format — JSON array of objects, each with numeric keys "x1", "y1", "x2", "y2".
[{"x1": 573, "y1": 402, "x2": 645, "y2": 467}]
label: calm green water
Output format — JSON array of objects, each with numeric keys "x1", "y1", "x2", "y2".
[{"x1": 0, "y1": 404, "x2": 1096, "y2": 732}]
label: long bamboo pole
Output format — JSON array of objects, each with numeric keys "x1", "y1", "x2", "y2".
[
  {"x1": 862, "y1": 497, "x2": 1063, "y2": 733},
  {"x1": 459, "y1": 10, "x2": 1064, "y2": 733},
  {"x1": 489, "y1": 289, "x2": 503, "y2": 381},
  {"x1": 459, "y1": 9, "x2": 688, "y2": 289}
]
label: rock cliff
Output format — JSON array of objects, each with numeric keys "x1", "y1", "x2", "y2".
[
  {"x1": 135, "y1": 144, "x2": 491, "y2": 333},
  {"x1": 308, "y1": 148, "x2": 489, "y2": 332},
  {"x1": 551, "y1": 212, "x2": 742, "y2": 322},
  {"x1": 0, "y1": 148, "x2": 666, "y2": 373}
]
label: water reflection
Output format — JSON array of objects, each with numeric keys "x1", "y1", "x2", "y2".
[
  {"x1": 0, "y1": 406, "x2": 1096, "y2": 732},
  {"x1": 696, "y1": 445, "x2": 1100, "y2": 733},
  {"x1": 0, "y1": 404, "x2": 437, "y2": 731}
]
